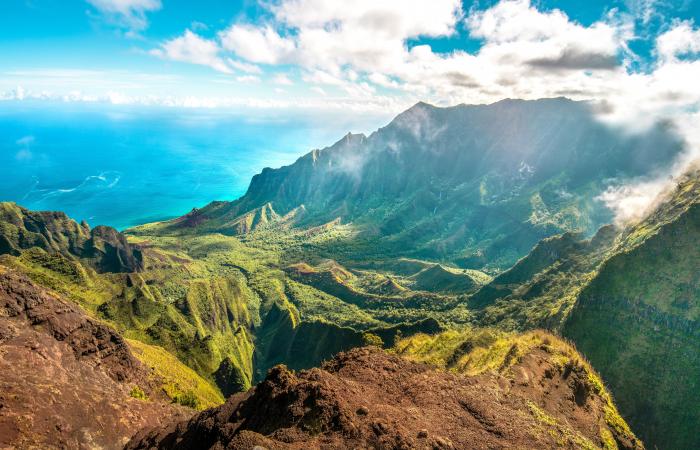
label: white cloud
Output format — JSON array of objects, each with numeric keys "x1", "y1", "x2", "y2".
[
  {"x1": 272, "y1": 74, "x2": 294, "y2": 85},
  {"x1": 172, "y1": 0, "x2": 637, "y2": 105},
  {"x1": 656, "y1": 20, "x2": 700, "y2": 62},
  {"x1": 0, "y1": 84, "x2": 407, "y2": 113},
  {"x1": 467, "y1": 0, "x2": 626, "y2": 68},
  {"x1": 236, "y1": 75, "x2": 261, "y2": 83},
  {"x1": 597, "y1": 179, "x2": 668, "y2": 225},
  {"x1": 151, "y1": 30, "x2": 233, "y2": 74},
  {"x1": 86, "y1": 0, "x2": 161, "y2": 32},
  {"x1": 368, "y1": 73, "x2": 400, "y2": 88},
  {"x1": 227, "y1": 59, "x2": 262, "y2": 74},
  {"x1": 13, "y1": 2, "x2": 700, "y2": 140},
  {"x1": 216, "y1": 0, "x2": 462, "y2": 74},
  {"x1": 625, "y1": 0, "x2": 667, "y2": 26},
  {"x1": 219, "y1": 25, "x2": 295, "y2": 64},
  {"x1": 272, "y1": 0, "x2": 461, "y2": 39}
]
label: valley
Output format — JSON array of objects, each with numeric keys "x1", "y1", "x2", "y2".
[{"x1": 0, "y1": 99, "x2": 697, "y2": 449}]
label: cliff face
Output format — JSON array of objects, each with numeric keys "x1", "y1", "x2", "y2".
[
  {"x1": 563, "y1": 174, "x2": 700, "y2": 450},
  {"x1": 464, "y1": 171, "x2": 700, "y2": 450},
  {"x1": 0, "y1": 267, "x2": 190, "y2": 449}
]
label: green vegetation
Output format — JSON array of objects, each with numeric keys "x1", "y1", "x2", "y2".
[
  {"x1": 361, "y1": 332, "x2": 384, "y2": 347},
  {"x1": 562, "y1": 173, "x2": 700, "y2": 450},
  {"x1": 0, "y1": 125, "x2": 697, "y2": 448},
  {"x1": 127, "y1": 339, "x2": 224, "y2": 410},
  {"x1": 129, "y1": 386, "x2": 148, "y2": 401},
  {"x1": 173, "y1": 390, "x2": 199, "y2": 409},
  {"x1": 394, "y1": 328, "x2": 640, "y2": 449}
]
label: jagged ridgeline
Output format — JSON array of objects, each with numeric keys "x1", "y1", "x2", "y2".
[
  {"x1": 0, "y1": 99, "x2": 696, "y2": 449},
  {"x1": 127, "y1": 332, "x2": 643, "y2": 450},
  {"x1": 156, "y1": 98, "x2": 681, "y2": 270}
]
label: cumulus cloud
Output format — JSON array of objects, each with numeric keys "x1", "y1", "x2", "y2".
[
  {"x1": 236, "y1": 75, "x2": 261, "y2": 83},
  {"x1": 598, "y1": 109, "x2": 700, "y2": 225},
  {"x1": 656, "y1": 20, "x2": 700, "y2": 62},
  {"x1": 228, "y1": 59, "x2": 262, "y2": 74},
  {"x1": 86, "y1": 0, "x2": 161, "y2": 32},
  {"x1": 526, "y1": 49, "x2": 620, "y2": 71},
  {"x1": 597, "y1": 179, "x2": 669, "y2": 225},
  {"x1": 25, "y1": 1, "x2": 700, "y2": 126},
  {"x1": 151, "y1": 30, "x2": 233, "y2": 74},
  {"x1": 178, "y1": 0, "x2": 638, "y2": 106},
  {"x1": 219, "y1": 25, "x2": 296, "y2": 64}
]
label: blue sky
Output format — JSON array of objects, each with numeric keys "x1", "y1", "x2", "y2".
[{"x1": 1, "y1": 1, "x2": 700, "y2": 116}]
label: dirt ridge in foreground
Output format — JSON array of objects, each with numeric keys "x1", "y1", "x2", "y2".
[{"x1": 127, "y1": 345, "x2": 642, "y2": 450}]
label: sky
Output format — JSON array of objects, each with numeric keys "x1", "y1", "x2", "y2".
[
  {"x1": 2, "y1": 0, "x2": 700, "y2": 224},
  {"x1": 1, "y1": 0, "x2": 699, "y2": 115}
]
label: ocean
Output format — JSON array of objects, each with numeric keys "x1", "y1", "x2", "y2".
[{"x1": 0, "y1": 101, "x2": 389, "y2": 230}]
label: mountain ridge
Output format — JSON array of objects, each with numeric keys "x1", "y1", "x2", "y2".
[
  {"x1": 127, "y1": 336, "x2": 642, "y2": 450},
  {"x1": 155, "y1": 97, "x2": 682, "y2": 271}
]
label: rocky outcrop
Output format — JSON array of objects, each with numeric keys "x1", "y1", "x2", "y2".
[
  {"x1": 86, "y1": 225, "x2": 143, "y2": 273},
  {"x1": 127, "y1": 346, "x2": 642, "y2": 450},
  {"x1": 0, "y1": 267, "x2": 189, "y2": 449}
]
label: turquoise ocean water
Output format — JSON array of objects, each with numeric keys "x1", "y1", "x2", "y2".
[{"x1": 0, "y1": 102, "x2": 388, "y2": 229}]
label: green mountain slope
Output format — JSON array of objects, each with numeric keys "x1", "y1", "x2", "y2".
[
  {"x1": 0, "y1": 202, "x2": 143, "y2": 273},
  {"x1": 160, "y1": 98, "x2": 682, "y2": 271},
  {"x1": 0, "y1": 202, "x2": 446, "y2": 406},
  {"x1": 465, "y1": 171, "x2": 700, "y2": 449},
  {"x1": 563, "y1": 172, "x2": 700, "y2": 450}
]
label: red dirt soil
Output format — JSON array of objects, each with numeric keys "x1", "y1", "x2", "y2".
[
  {"x1": 127, "y1": 346, "x2": 642, "y2": 450},
  {"x1": 0, "y1": 268, "x2": 191, "y2": 450}
]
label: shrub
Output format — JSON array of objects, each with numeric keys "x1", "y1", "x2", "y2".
[
  {"x1": 174, "y1": 390, "x2": 200, "y2": 409},
  {"x1": 362, "y1": 332, "x2": 384, "y2": 347},
  {"x1": 129, "y1": 386, "x2": 148, "y2": 400}
]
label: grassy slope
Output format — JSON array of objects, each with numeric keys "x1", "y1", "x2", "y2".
[
  {"x1": 0, "y1": 250, "x2": 224, "y2": 411},
  {"x1": 127, "y1": 339, "x2": 225, "y2": 410},
  {"x1": 470, "y1": 226, "x2": 617, "y2": 331},
  {"x1": 394, "y1": 328, "x2": 640, "y2": 449}
]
